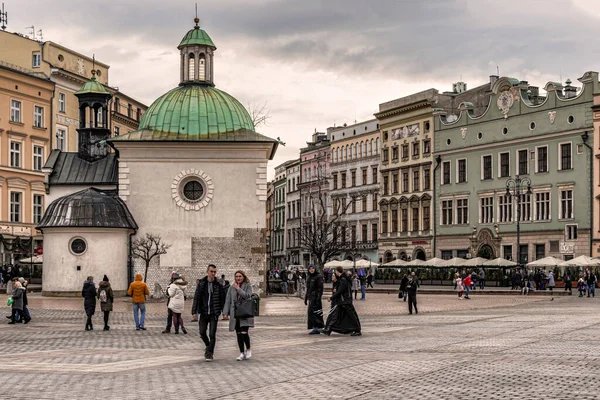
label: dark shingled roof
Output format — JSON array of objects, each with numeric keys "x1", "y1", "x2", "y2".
[
  {"x1": 44, "y1": 150, "x2": 118, "y2": 185},
  {"x1": 37, "y1": 188, "x2": 138, "y2": 230}
]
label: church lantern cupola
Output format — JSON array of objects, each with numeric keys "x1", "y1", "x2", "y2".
[
  {"x1": 74, "y1": 70, "x2": 112, "y2": 161},
  {"x1": 178, "y1": 16, "x2": 217, "y2": 86}
]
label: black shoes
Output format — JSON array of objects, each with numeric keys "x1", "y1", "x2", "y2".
[
  {"x1": 350, "y1": 332, "x2": 362, "y2": 336},
  {"x1": 309, "y1": 329, "x2": 320, "y2": 335},
  {"x1": 162, "y1": 329, "x2": 170, "y2": 334},
  {"x1": 320, "y1": 329, "x2": 331, "y2": 336},
  {"x1": 103, "y1": 326, "x2": 110, "y2": 331},
  {"x1": 205, "y1": 352, "x2": 213, "y2": 362},
  {"x1": 182, "y1": 327, "x2": 187, "y2": 335},
  {"x1": 139, "y1": 327, "x2": 146, "y2": 331}
]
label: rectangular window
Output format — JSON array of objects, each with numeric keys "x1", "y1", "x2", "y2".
[
  {"x1": 550, "y1": 241, "x2": 559, "y2": 253},
  {"x1": 332, "y1": 173, "x2": 338, "y2": 190},
  {"x1": 457, "y1": 159, "x2": 466, "y2": 183},
  {"x1": 10, "y1": 192, "x2": 21, "y2": 222},
  {"x1": 412, "y1": 141, "x2": 420, "y2": 157},
  {"x1": 500, "y1": 152, "x2": 510, "y2": 178},
  {"x1": 383, "y1": 175, "x2": 389, "y2": 195},
  {"x1": 537, "y1": 146, "x2": 548, "y2": 173},
  {"x1": 401, "y1": 144, "x2": 409, "y2": 159},
  {"x1": 341, "y1": 197, "x2": 347, "y2": 214},
  {"x1": 382, "y1": 148, "x2": 389, "y2": 163},
  {"x1": 535, "y1": 192, "x2": 551, "y2": 221},
  {"x1": 33, "y1": 194, "x2": 44, "y2": 224},
  {"x1": 114, "y1": 98, "x2": 120, "y2": 113},
  {"x1": 423, "y1": 206, "x2": 430, "y2": 231},
  {"x1": 351, "y1": 171, "x2": 356, "y2": 187},
  {"x1": 372, "y1": 223, "x2": 378, "y2": 241},
  {"x1": 351, "y1": 198, "x2": 356, "y2": 213},
  {"x1": 442, "y1": 161, "x2": 450, "y2": 185},
  {"x1": 535, "y1": 244, "x2": 545, "y2": 261},
  {"x1": 34, "y1": 105, "x2": 44, "y2": 128},
  {"x1": 413, "y1": 170, "x2": 420, "y2": 191},
  {"x1": 137, "y1": 108, "x2": 141, "y2": 121},
  {"x1": 520, "y1": 193, "x2": 532, "y2": 222},
  {"x1": 372, "y1": 167, "x2": 378, "y2": 184},
  {"x1": 362, "y1": 224, "x2": 368, "y2": 242},
  {"x1": 56, "y1": 128, "x2": 66, "y2": 151},
  {"x1": 442, "y1": 200, "x2": 453, "y2": 225},
  {"x1": 10, "y1": 141, "x2": 21, "y2": 168},
  {"x1": 341, "y1": 172, "x2": 346, "y2": 188},
  {"x1": 456, "y1": 199, "x2": 468, "y2": 225},
  {"x1": 391, "y1": 209, "x2": 398, "y2": 232},
  {"x1": 128, "y1": 104, "x2": 132, "y2": 118},
  {"x1": 560, "y1": 143, "x2": 572, "y2": 170},
  {"x1": 392, "y1": 174, "x2": 398, "y2": 194},
  {"x1": 392, "y1": 146, "x2": 399, "y2": 161},
  {"x1": 33, "y1": 145, "x2": 44, "y2": 171},
  {"x1": 519, "y1": 245, "x2": 529, "y2": 264},
  {"x1": 381, "y1": 211, "x2": 388, "y2": 234},
  {"x1": 372, "y1": 193, "x2": 378, "y2": 211},
  {"x1": 114, "y1": 126, "x2": 120, "y2": 136},
  {"x1": 402, "y1": 171, "x2": 409, "y2": 192},
  {"x1": 10, "y1": 100, "x2": 21, "y2": 122},
  {"x1": 412, "y1": 208, "x2": 419, "y2": 231},
  {"x1": 362, "y1": 196, "x2": 367, "y2": 212},
  {"x1": 503, "y1": 245, "x2": 513, "y2": 261},
  {"x1": 351, "y1": 226, "x2": 356, "y2": 244},
  {"x1": 32, "y1": 52, "x2": 41, "y2": 68},
  {"x1": 362, "y1": 169, "x2": 367, "y2": 186},
  {"x1": 518, "y1": 149, "x2": 528, "y2": 175},
  {"x1": 498, "y1": 194, "x2": 512, "y2": 223},
  {"x1": 424, "y1": 168, "x2": 431, "y2": 190},
  {"x1": 441, "y1": 250, "x2": 453, "y2": 260},
  {"x1": 480, "y1": 196, "x2": 494, "y2": 224},
  {"x1": 560, "y1": 189, "x2": 573, "y2": 219},
  {"x1": 565, "y1": 224, "x2": 578, "y2": 240},
  {"x1": 58, "y1": 92, "x2": 66, "y2": 113},
  {"x1": 482, "y1": 155, "x2": 492, "y2": 180},
  {"x1": 401, "y1": 208, "x2": 408, "y2": 232},
  {"x1": 423, "y1": 140, "x2": 431, "y2": 154}
]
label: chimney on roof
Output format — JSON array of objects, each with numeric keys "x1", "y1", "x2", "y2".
[
  {"x1": 452, "y1": 81, "x2": 467, "y2": 94},
  {"x1": 489, "y1": 75, "x2": 499, "y2": 88}
]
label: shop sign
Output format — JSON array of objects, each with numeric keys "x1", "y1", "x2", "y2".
[
  {"x1": 395, "y1": 242, "x2": 409, "y2": 247},
  {"x1": 412, "y1": 240, "x2": 428, "y2": 245}
]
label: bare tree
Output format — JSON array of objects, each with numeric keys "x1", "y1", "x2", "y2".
[
  {"x1": 248, "y1": 101, "x2": 271, "y2": 128},
  {"x1": 131, "y1": 233, "x2": 171, "y2": 283}
]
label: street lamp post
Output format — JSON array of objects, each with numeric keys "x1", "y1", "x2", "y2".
[{"x1": 505, "y1": 176, "x2": 532, "y2": 267}]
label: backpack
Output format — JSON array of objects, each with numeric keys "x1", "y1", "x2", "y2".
[{"x1": 99, "y1": 289, "x2": 107, "y2": 303}]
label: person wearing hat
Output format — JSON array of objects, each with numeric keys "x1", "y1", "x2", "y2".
[
  {"x1": 167, "y1": 274, "x2": 188, "y2": 334},
  {"x1": 81, "y1": 276, "x2": 97, "y2": 331},
  {"x1": 97, "y1": 275, "x2": 114, "y2": 331},
  {"x1": 304, "y1": 265, "x2": 324, "y2": 334}
]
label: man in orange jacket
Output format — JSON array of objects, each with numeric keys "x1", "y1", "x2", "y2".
[{"x1": 127, "y1": 273, "x2": 150, "y2": 330}]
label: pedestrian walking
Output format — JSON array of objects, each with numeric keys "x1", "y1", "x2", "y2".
[
  {"x1": 586, "y1": 272, "x2": 597, "y2": 298},
  {"x1": 479, "y1": 268, "x2": 485, "y2": 290},
  {"x1": 351, "y1": 273, "x2": 359, "y2": 299},
  {"x1": 97, "y1": 275, "x2": 114, "y2": 331},
  {"x1": 222, "y1": 270, "x2": 254, "y2": 361},
  {"x1": 399, "y1": 274, "x2": 408, "y2": 301},
  {"x1": 8, "y1": 280, "x2": 24, "y2": 324},
  {"x1": 406, "y1": 274, "x2": 418, "y2": 315},
  {"x1": 281, "y1": 269, "x2": 288, "y2": 296},
  {"x1": 163, "y1": 272, "x2": 177, "y2": 333},
  {"x1": 305, "y1": 265, "x2": 324, "y2": 334},
  {"x1": 192, "y1": 264, "x2": 226, "y2": 362},
  {"x1": 578, "y1": 277, "x2": 587, "y2": 297},
  {"x1": 366, "y1": 271, "x2": 374, "y2": 289},
  {"x1": 463, "y1": 273, "x2": 472, "y2": 299},
  {"x1": 127, "y1": 273, "x2": 150, "y2": 331},
  {"x1": 455, "y1": 273, "x2": 464, "y2": 299},
  {"x1": 564, "y1": 272, "x2": 572, "y2": 295},
  {"x1": 321, "y1": 266, "x2": 361, "y2": 336},
  {"x1": 81, "y1": 276, "x2": 97, "y2": 331},
  {"x1": 17, "y1": 278, "x2": 31, "y2": 324},
  {"x1": 167, "y1": 274, "x2": 188, "y2": 334},
  {"x1": 547, "y1": 271, "x2": 556, "y2": 294},
  {"x1": 359, "y1": 274, "x2": 367, "y2": 300}
]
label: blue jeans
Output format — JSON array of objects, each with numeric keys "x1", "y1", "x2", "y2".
[
  {"x1": 360, "y1": 285, "x2": 366, "y2": 300},
  {"x1": 133, "y1": 302, "x2": 146, "y2": 328},
  {"x1": 281, "y1": 281, "x2": 288, "y2": 294},
  {"x1": 465, "y1": 286, "x2": 471, "y2": 297},
  {"x1": 588, "y1": 285, "x2": 595, "y2": 297}
]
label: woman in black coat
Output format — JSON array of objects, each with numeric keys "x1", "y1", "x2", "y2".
[
  {"x1": 81, "y1": 276, "x2": 97, "y2": 331},
  {"x1": 304, "y1": 265, "x2": 324, "y2": 334},
  {"x1": 322, "y1": 266, "x2": 361, "y2": 336}
]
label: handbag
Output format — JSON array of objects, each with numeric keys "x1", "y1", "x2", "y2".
[
  {"x1": 7, "y1": 297, "x2": 13, "y2": 306},
  {"x1": 234, "y1": 297, "x2": 255, "y2": 319}
]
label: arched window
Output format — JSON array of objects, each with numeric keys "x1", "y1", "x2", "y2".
[
  {"x1": 346, "y1": 145, "x2": 349, "y2": 160},
  {"x1": 376, "y1": 137, "x2": 380, "y2": 154},
  {"x1": 370, "y1": 139, "x2": 374, "y2": 155},
  {"x1": 308, "y1": 168, "x2": 311, "y2": 181},
  {"x1": 199, "y1": 53, "x2": 206, "y2": 81},
  {"x1": 188, "y1": 53, "x2": 196, "y2": 80},
  {"x1": 96, "y1": 106, "x2": 103, "y2": 127},
  {"x1": 360, "y1": 141, "x2": 364, "y2": 158},
  {"x1": 350, "y1": 144, "x2": 354, "y2": 160},
  {"x1": 336, "y1": 148, "x2": 339, "y2": 162},
  {"x1": 354, "y1": 144, "x2": 357, "y2": 158}
]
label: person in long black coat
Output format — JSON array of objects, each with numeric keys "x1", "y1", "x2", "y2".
[
  {"x1": 304, "y1": 265, "x2": 324, "y2": 334},
  {"x1": 322, "y1": 266, "x2": 361, "y2": 336},
  {"x1": 399, "y1": 275, "x2": 409, "y2": 302},
  {"x1": 81, "y1": 276, "x2": 97, "y2": 331}
]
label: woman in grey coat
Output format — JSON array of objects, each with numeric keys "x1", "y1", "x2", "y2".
[
  {"x1": 9, "y1": 281, "x2": 24, "y2": 324},
  {"x1": 223, "y1": 270, "x2": 254, "y2": 361}
]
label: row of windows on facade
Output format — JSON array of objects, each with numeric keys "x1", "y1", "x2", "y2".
[
  {"x1": 6, "y1": 192, "x2": 44, "y2": 224},
  {"x1": 442, "y1": 238, "x2": 578, "y2": 263},
  {"x1": 381, "y1": 140, "x2": 431, "y2": 163},
  {"x1": 331, "y1": 138, "x2": 381, "y2": 163},
  {"x1": 381, "y1": 206, "x2": 431, "y2": 234},
  {"x1": 382, "y1": 167, "x2": 431, "y2": 195},
  {"x1": 441, "y1": 143, "x2": 577, "y2": 185},
  {"x1": 332, "y1": 193, "x2": 379, "y2": 215},
  {"x1": 302, "y1": 165, "x2": 327, "y2": 183},
  {"x1": 10, "y1": 100, "x2": 46, "y2": 128},
  {"x1": 6, "y1": 141, "x2": 45, "y2": 171},
  {"x1": 332, "y1": 166, "x2": 378, "y2": 190},
  {"x1": 440, "y1": 189, "x2": 575, "y2": 226}
]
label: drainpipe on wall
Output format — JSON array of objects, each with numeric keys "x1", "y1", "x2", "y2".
[
  {"x1": 433, "y1": 155, "x2": 442, "y2": 257},
  {"x1": 581, "y1": 131, "x2": 593, "y2": 256}
]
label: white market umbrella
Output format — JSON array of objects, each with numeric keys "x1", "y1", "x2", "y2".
[
  {"x1": 354, "y1": 259, "x2": 380, "y2": 267},
  {"x1": 527, "y1": 256, "x2": 564, "y2": 268},
  {"x1": 324, "y1": 260, "x2": 342, "y2": 268},
  {"x1": 423, "y1": 257, "x2": 446, "y2": 267},
  {"x1": 382, "y1": 259, "x2": 408, "y2": 267},
  {"x1": 463, "y1": 257, "x2": 489, "y2": 267},
  {"x1": 483, "y1": 258, "x2": 517, "y2": 268},
  {"x1": 340, "y1": 260, "x2": 355, "y2": 269},
  {"x1": 17, "y1": 255, "x2": 43, "y2": 264},
  {"x1": 406, "y1": 259, "x2": 427, "y2": 267},
  {"x1": 440, "y1": 257, "x2": 467, "y2": 267},
  {"x1": 559, "y1": 255, "x2": 600, "y2": 267}
]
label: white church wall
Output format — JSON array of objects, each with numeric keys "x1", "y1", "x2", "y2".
[{"x1": 42, "y1": 228, "x2": 130, "y2": 296}]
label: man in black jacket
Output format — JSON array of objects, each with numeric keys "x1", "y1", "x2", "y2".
[
  {"x1": 304, "y1": 265, "x2": 324, "y2": 334},
  {"x1": 406, "y1": 274, "x2": 418, "y2": 314},
  {"x1": 192, "y1": 264, "x2": 226, "y2": 362}
]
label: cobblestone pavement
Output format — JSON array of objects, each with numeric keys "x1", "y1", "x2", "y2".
[{"x1": 0, "y1": 292, "x2": 598, "y2": 400}]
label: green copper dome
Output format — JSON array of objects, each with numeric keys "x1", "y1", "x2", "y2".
[
  {"x1": 135, "y1": 85, "x2": 254, "y2": 137},
  {"x1": 178, "y1": 26, "x2": 216, "y2": 49},
  {"x1": 76, "y1": 76, "x2": 109, "y2": 95}
]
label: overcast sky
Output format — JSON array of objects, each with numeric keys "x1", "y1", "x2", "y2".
[{"x1": 8, "y1": 0, "x2": 600, "y2": 179}]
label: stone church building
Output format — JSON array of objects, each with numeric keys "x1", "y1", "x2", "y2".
[{"x1": 38, "y1": 19, "x2": 278, "y2": 295}]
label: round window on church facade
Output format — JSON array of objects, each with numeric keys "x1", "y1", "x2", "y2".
[
  {"x1": 172, "y1": 169, "x2": 214, "y2": 211},
  {"x1": 182, "y1": 179, "x2": 205, "y2": 202},
  {"x1": 70, "y1": 238, "x2": 87, "y2": 255}
]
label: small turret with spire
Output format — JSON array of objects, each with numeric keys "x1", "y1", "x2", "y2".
[{"x1": 178, "y1": 9, "x2": 217, "y2": 86}]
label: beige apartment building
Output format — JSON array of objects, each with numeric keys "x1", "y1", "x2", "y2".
[{"x1": 0, "y1": 64, "x2": 54, "y2": 263}]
